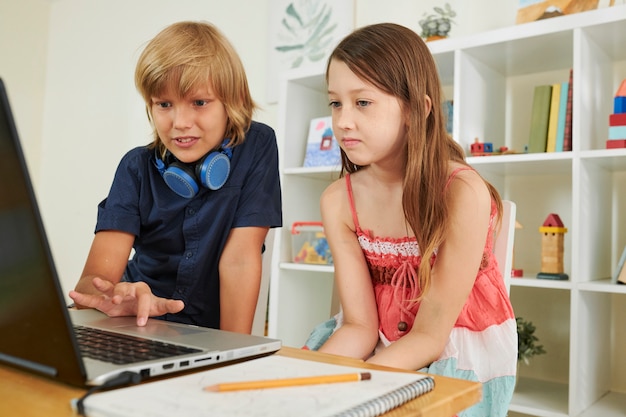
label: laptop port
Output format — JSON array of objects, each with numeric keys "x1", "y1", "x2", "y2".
[
  {"x1": 162, "y1": 363, "x2": 174, "y2": 370},
  {"x1": 140, "y1": 368, "x2": 150, "y2": 378},
  {"x1": 180, "y1": 360, "x2": 189, "y2": 367}
]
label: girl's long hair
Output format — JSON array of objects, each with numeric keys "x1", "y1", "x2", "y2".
[{"x1": 328, "y1": 23, "x2": 502, "y2": 298}]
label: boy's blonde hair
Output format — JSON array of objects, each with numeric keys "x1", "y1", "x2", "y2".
[{"x1": 135, "y1": 21, "x2": 256, "y2": 153}]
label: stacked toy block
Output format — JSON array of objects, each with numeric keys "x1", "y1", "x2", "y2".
[{"x1": 607, "y1": 79, "x2": 626, "y2": 149}]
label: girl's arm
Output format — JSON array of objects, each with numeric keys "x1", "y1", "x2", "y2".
[
  {"x1": 366, "y1": 169, "x2": 492, "y2": 370},
  {"x1": 219, "y1": 226, "x2": 269, "y2": 334},
  {"x1": 317, "y1": 180, "x2": 380, "y2": 359}
]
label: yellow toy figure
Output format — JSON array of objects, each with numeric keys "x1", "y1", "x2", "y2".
[{"x1": 537, "y1": 213, "x2": 568, "y2": 280}]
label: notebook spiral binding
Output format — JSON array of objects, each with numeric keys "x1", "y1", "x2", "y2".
[{"x1": 333, "y1": 376, "x2": 435, "y2": 417}]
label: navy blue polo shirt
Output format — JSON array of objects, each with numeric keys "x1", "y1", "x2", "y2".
[{"x1": 95, "y1": 121, "x2": 282, "y2": 328}]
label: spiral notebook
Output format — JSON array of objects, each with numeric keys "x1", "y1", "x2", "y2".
[{"x1": 82, "y1": 354, "x2": 435, "y2": 417}]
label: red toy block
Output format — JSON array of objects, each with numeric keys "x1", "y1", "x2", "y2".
[
  {"x1": 606, "y1": 139, "x2": 626, "y2": 149},
  {"x1": 470, "y1": 141, "x2": 484, "y2": 155},
  {"x1": 609, "y1": 113, "x2": 626, "y2": 126}
]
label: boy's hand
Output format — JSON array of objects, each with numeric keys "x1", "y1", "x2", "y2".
[{"x1": 68, "y1": 277, "x2": 185, "y2": 326}]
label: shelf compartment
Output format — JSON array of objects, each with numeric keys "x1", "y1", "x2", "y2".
[
  {"x1": 577, "y1": 391, "x2": 626, "y2": 417},
  {"x1": 268, "y1": 269, "x2": 335, "y2": 348},
  {"x1": 576, "y1": 160, "x2": 625, "y2": 284},
  {"x1": 510, "y1": 376, "x2": 569, "y2": 416},
  {"x1": 577, "y1": 25, "x2": 626, "y2": 152},
  {"x1": 511, "y1": 287, "x2": 570, "y2": 389},
  {"x1": 569, "y1": 291, "x2": 621, "y2": 415}
]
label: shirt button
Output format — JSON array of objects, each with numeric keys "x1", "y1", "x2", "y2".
[
  {"x1": 187, "y1": 208, "x2": 196, "y2": 215},
  {"x1": 398, "y1": 321, "x2": 408, "y2": 332},
  {"x1": 185, "y1": 251, "x2": 193, "y2": 259}
]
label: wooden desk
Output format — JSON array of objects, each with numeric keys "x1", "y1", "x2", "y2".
[{"x1": 0, "y1": 346, "x2": 480, "y2": 417}]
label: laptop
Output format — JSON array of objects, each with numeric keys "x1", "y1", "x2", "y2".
[{"x1": 0, "y1": 78, "x2": 281, "y2": 387}]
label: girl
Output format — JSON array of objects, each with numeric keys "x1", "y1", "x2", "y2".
[
  {"x1": 311, "y1": 23, "x2": 516, "y2": 416},
  {"x1": 69, "y1": 21, "x2": 282, "y2": 334}
]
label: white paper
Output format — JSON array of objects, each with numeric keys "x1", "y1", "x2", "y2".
[{"x1": 84, "y1": 355, "x2": 429, "y2": 417}]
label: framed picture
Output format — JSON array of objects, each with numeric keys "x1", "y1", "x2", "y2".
[
  {"x1": 302, "y1": 116, "x2": 341, "y2": 168},
  {"x1": 515, "y1": 0, "x2": 620, "y2": 24},
  {"x1": 266, "y1": 0, "x2": 355, "y2": 103}
]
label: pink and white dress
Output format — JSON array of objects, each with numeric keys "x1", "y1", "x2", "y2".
[{"x1": 305, "y1": 169, "x2": 516, "y2": 417}]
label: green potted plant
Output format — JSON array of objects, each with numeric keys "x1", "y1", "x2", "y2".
[
  {"x1": 516, "y1": 317, "x2": 546, "y2": 365},
  {"x1": 419, "y1": 3, "x2": 456, "y2": 41}
]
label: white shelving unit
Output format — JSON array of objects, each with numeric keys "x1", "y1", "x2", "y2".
[{"x1": 267, "y1": 7, "x2": 626, "y2": 417}]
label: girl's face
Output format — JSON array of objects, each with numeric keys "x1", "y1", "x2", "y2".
[
  {"x1": 327, "y1": 59, "x2": 406, "y2": 169},
  {"x1": 150, "y1": 82, "x2": 228, "y2": 164}
]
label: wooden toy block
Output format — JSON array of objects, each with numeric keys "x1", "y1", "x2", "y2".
[
  {"x1": 469, "y1": 138, "x2": 514, "y2": 156},
  {"x1": 609, "y1": 113, "x2": 626, "y2": 126},
  {"x1": 607, "y1": 139, "x2": 626, "y2": 149},
  {"x1": 615, "y1": 96, "x2": 626, "y2": 114},
  {"x1": 616, "y1": 78, "x2": 626, "y2": 96},
  {"x1": 470, "y1": 140, "x2": 484, "y2": 155},
  {"x1": 538, "y1": 213, "x2": 568, "y2": 279},
  {"x1": 608, "y1": 126, "x2": 626, "y2": 140}
]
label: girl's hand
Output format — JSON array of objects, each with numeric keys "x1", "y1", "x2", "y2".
[{"x1": 68, "y1": 277, "x2": 185, "y2": 326}]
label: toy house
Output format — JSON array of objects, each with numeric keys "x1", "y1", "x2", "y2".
[
  {"x1": 537, "y1": 213, "x2": 568, "y2": 280},
  {"x1": 607, "y1": 78, "x2": 626, "y2": 149}
]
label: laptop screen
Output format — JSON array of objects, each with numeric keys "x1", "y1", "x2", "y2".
[{"x1": 0, "y1": 78, "x2": 87, "y2": 384}]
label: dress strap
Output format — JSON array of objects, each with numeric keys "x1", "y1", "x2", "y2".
[
  {"x1": 345, "y1": 174, "x2": 362, "y2": 233},
  {"x1": 444, "y1": 166, "x2": 473, "y2": 189}
]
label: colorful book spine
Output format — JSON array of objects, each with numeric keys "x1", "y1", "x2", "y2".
[
  {"x1": 528, "y1": 84, "x2": 553, "y2": 153},
  {"x1": 563, "y1": 69, "x2": 573, "y2": 152},
  {"x1": 555, "y1": 81, "x2": 569, "y2": 152},
  {"x1": 545, "y1": 83, "x2": 561, "y2": 152}
]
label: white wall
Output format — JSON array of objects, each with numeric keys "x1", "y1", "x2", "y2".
[
  {"x1": 0, "y1": 0, "x2": 50, "y2": 180},
  {"x1": 0, "y1": 0, "x2": 519, "y2": 300}
]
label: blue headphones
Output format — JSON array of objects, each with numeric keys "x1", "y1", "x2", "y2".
[{"x1": 153, "y1": 139, "x2": 232, "y2": 198}]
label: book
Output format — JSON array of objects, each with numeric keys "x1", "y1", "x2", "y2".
[
  {"x1": 303, "y1": 116, "x2": 341, "y2": 168},
  {"x1": 612, "y1": 245, "x2": 626, "y2": 284},
  {"x1": 563, "y1": 69, "x2": 573, "y2": 151},
  {"x1": 545, "y1": 83, "x2": 561, "y2": 152},
  {"x1": 555, "y1": 81, "x2": 569, "y2": 152},
  {"x1": 528, "y1": 84, "x2": 553, "y2": 153},
  {"x1": 81, "y1": 355, "x2": 435, "y2": 417}
]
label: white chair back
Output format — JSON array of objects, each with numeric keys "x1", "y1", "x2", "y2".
[{"x1": 494, "y1": 200, "x2": 516, "y2": 295}]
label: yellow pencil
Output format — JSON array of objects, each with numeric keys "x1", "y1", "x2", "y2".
[{"x1": 204, "y1": 372, "x2": 372, "y2": 392}]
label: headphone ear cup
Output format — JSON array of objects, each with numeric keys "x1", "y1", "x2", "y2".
[
  {"x1": 196, "y1": 151, "x2": 231, "y2": 190},
  {"x1": 162, "y1": 162, "x2": 200, "y2": 198}
]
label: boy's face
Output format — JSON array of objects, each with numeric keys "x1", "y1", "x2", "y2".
[{"x1": 150, "y1": 82, "x2": 228, "y2": 164}]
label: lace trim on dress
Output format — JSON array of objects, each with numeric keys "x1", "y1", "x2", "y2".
[{"x1": 357, "y1": 235, "x2": 421, "y2": 259}]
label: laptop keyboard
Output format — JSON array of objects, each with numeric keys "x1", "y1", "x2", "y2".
[{"x1": 74, "y1": 325, "x2": 202, "y2": 365}]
